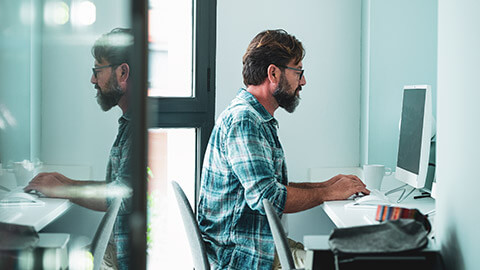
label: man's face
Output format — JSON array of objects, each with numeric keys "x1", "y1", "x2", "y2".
[
  {"x1": 91, "y1": 60, "x2": 124, "y2": 111},
  {"x1": 273, "y1": 60, "x2": 306, "y2": 113}
]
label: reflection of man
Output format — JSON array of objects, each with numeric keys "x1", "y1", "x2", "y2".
[
  {"x1": 197, "y1": 29, "x2": 370, "y2": 269},
  {"x1": 25, "y1": 28, "x2": 133, "y2": 270}
]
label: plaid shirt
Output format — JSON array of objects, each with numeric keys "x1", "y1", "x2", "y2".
[
  {"x1": 106, "y1": 112, "x2": 132, "y2": 270},
  {"x1": 198, "y1": 89, "x2": 288, "y2": 269}
]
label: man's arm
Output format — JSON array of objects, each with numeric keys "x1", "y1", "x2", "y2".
[
  {"x1": 284, "y1": 175, "x2": 369, "y2": 213},
  {"x1": 24, "y1": 172, "x2": 108, "y2": 212},
  {"x1": 288, "y1": 174, "x2": 363, "y2": 189}
]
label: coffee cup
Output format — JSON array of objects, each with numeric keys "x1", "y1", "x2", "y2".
[
  {"x1": 13, "y1": 160, "x2": 38, "y2": 187},
  {"x1": 362, "y1": 164, "x2": 392, "y2": 190}
]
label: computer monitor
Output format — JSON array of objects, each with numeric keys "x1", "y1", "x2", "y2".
[{"x1": 395, "y1": 85, "x2": 433, "y2": 189}]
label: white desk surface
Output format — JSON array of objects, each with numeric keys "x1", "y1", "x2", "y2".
[
  {"x1": 0, "y1": 197, "x2": 72, "y2": 231},
  {"x1": 0, "y1": 164, "x2": 89, "y2": 231},
  {"x1": 322, "y1": 175, "x2": 436, "y2": 228},
  {"x1": 304, "y1": 174, "x2": 437, "y2": 269}
]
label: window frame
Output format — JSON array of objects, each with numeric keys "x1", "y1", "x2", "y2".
[
  {"x1": 146, "y1": 0, "x2": 216, "y2": 199},
  {"x1": 129, "y1": 0, "x2": 216, "y2": 268}
]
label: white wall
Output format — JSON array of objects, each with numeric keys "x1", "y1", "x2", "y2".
[
  {"x1": 436, "y1": 1, "x2": 480, "y2": 269},
  {"x1": 217, "y1": 0, "x2": 362, "y2": 241},
  {"x1": 0, "y1": 0, "x2": 38, "y2": 163},
  {"x1": 362, "y1": 0, "x2": 438, "y2": 168},
  {"x1": 216, "y1": 0, "x2": 362, "y2": 182}
]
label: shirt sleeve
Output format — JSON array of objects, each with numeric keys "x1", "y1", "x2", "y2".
[{"x1": 225, "y1": 117, "x2": 287, "y2": 215}]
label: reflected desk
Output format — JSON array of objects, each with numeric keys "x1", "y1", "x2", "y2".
[
  {"x1": 0, "y1": 198, "x2": 71, "y2": 269},
  {"x1": 304, "y1": 175, "x2": 438, "y2": 270},
  {"x1": 0, "y1": 164, "x2": 88, "y2": 231},
  {"x1": 0, "y1": 197, "x2": 71, "y2": 231}
]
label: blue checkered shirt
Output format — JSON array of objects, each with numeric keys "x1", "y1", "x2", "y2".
[
  {"x1": 198, "y1": 89, "x2": 288, "y2": 269},
  {"x1": 106, "y1": 112, "x2": 132, "y2": 270}
]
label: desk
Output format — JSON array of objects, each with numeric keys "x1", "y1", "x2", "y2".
[
  {"x1": 303, "y1": 174, "x2": 438, "y2": 270},
  {"x1": 0, "y1": 164, "x2": 88, "y2": 231},
  {"x1": 323, "y1": 175, "x2": 436, "y2": 228},
  {"x1": 304, "y1": 235, "x2": 443, "y2": 270},
  {"x1": 0, "y1": 198, "x2": 71, "y2": 231}
]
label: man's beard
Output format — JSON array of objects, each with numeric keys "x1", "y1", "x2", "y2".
[
  {"x1": 273, "y1": 74, "x2": 301, "y2": 113},
  {"x1": 96, "y1": 73, "x2": 124, "y2": 112}
]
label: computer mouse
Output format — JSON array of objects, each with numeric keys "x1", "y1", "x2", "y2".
[
  {"x1": 25, "y1": 189, "x2": 46, "y2": 198},
  {"x1": 354, "y1": 190, "x2": 392, "y2": 206},
  {"x1": 355, "y1": 195, "x2": 388, "y2": 205}
]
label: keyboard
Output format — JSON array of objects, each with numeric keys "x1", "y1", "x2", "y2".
[{"x1": 0, "y1": 186, "x2": 44, "y2": 207}]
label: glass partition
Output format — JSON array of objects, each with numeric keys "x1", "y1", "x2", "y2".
[
  {"x1": 0, "y1": 0, "x2": 136, "y2": 268},
  {"x1": 0, "y1": 0, "x2": 215, "y2": 269}
]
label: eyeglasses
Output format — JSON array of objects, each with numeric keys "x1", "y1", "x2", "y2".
[
  {"x1": 277, "y1": 65, "x2": 304, "y2": 80},
  {"x1": 92, "y1": 64, "x2": 119, "y2": 79}
]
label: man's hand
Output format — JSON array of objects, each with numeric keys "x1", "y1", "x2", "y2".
[
  {"x1": 25, "y1": 172, "x2": 108, "y2": 211},
  {"x1": 284, "y1": 175, "x2": 370, "y2": 213},
  {"x1": 325, "y1": 175, "x2": 370, "y2": 200},
  {"x1": 324, "y1": 174, "x2": 363, "y2": 187},
  {"x1": 24, "y1": 172, "x2": 75, "y2": 198},
  {"x1": 299, "y1": 174, "x2": 364, "y2": 189}
]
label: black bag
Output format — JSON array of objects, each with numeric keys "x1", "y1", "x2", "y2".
[{"x1": 328, "y1": 219, "x2": 430, "y2": 270}]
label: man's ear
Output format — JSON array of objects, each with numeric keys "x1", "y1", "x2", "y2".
[
  {"x1": 267, "y1": 64, "x2": 280, "y2": 83},
  {"x1": 118, "y1": 63, "x2": 130, "y2": 82}
]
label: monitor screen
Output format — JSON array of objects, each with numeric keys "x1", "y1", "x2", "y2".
[{"x1": 397, "y1": 89, "x2": 426, "y2": 174}]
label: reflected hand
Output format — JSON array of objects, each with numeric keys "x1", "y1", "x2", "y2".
[{"x1": 24, "y1": 172, "x2": 74, "y2": 198}]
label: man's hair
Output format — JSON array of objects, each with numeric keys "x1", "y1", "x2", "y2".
[
  {"x1": 91, "y1": 28, "x2": 133, "y2": 66},
  {"x1": 242, "y1": 29, "x2": 305, "y2": 86}
]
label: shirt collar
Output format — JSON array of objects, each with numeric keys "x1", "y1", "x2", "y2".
[
  {"x1": 119, "y1": 110, "x2": 132, "y2": 123},
  {"x1": 237, "y1": 88, "x2": 277, "y2": 125}
]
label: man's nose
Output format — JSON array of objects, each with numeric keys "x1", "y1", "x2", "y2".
[
  {"x1": 300, "y1": 75, "x2": 306, "y2": 86},
  {"x1": 90, "y1": 73, "x2": 97, "y2": 84}
]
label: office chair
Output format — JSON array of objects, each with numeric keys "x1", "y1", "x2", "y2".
[
  {"x1": 89, "y1": 196, "x2": 122, "y2": 270},
  {"x1": 171, "y1": 181, "x2": 210, "y2": 270},
  {"x1": 263, "y1": 199, "x2": 304, "y2": 270}
]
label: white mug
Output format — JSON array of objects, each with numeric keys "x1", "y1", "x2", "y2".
[
  {"x1": 362, "y1": 164, "x2": 392, "y2": 190},
  {"x1": 13, "y1": 160, "x2": 39, "y2": 187}
]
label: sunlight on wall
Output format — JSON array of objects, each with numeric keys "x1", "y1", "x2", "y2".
[
  {"x1": 71, "y1": 1, "x2": 96, "y2": 26},
  {"x1": 147, "y1": 128, "x2": 195, "y2": 269},
  {"x1": 43, "y1": 1, "x2": 96, "y2": 26},
  {"x1": 44, "y1": 1, "x2": 69, "y2": 25}
]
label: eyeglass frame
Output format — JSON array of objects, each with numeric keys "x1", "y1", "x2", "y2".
[
  {"x1": 92, "y1": 64, "x2": 120, "y2": 79},
  {"x1": 276, "y1": 64, "x2": 304, "y2": 81}
]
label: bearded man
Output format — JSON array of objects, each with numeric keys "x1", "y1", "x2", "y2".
[
  {"x1": 197, "y1": 29, "x2": 369, "y2": 270},
  {"x1": 25, "y1": 28, "x2": 133, "y2": 270}
]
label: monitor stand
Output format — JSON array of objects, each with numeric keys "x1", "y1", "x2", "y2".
[{"x1": 385, "y1": 184, "x2": 416, "y2": 203}]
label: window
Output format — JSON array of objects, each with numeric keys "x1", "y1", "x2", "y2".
[{"x1": 144, "y1": 0, "x2": 216, "y2": 268}]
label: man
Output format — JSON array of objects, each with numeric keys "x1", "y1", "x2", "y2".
[
  {"x1": 25, "y1": 28, "x2": 133, "y2": 270},
  {"x1": 197, "y1": 29, "x2": 370, "y2": 269}
]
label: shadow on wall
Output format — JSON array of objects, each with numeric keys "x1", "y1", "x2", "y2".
[{"x1": 441, "y1": 224, "x2": 465, "y2": 270}]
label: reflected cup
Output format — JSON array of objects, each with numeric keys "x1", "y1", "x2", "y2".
[{"x1": 13, "y1": 160, "x2": 37, "y2": 187}]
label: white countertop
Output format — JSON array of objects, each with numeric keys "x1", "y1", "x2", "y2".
[
  {"x1": 0, "y1": 197, "x2": 72, "y2": 231},
  {"x1": 322, "y1": 175, "x2": 436, "y2": 228}
]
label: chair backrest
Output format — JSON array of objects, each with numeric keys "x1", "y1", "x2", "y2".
[
  {"x1": 263, "y1": 199, "x2": 295, "y2": 270},
  {"x1": 171, "y1": 181, "x2": 210, "y2": 270},
  {"x1": 90, "y1": 196, "x2": 122, "y2": 270}
]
